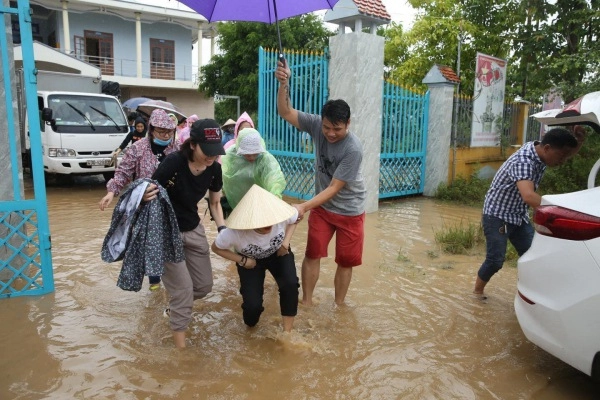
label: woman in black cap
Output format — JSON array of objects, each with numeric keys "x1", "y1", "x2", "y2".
[{"x1": 143, "y1": 119, "x2": 226, "y2": 348}]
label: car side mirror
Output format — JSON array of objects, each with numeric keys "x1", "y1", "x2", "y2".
[{"x1": 41, "y1": 107, "x2": 53, "y2": 122}]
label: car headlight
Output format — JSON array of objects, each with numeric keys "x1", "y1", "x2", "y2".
[{"x1": 48, "y1": 148, "x2": 77, "y2": 157}]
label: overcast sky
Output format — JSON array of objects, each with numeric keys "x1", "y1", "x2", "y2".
[{"x1": 382, "y1": 0, "x2": 417, "y2": 28}]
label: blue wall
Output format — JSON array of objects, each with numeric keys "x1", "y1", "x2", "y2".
[{"x1": 55, "y1": 12, "x2": 192, "y2": 80}]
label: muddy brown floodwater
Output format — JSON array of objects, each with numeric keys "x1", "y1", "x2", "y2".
[{"x1": 1, "y1": 175, "x2": 600, "y2": 399}]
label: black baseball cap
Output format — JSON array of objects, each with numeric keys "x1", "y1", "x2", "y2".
[{"x1": 190, "y1": 119, "x2": 226, "y2": 156}]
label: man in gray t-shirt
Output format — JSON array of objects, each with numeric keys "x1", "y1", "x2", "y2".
[{"x1": 275, "y1": 60, "x2": 366, "y2": 306}]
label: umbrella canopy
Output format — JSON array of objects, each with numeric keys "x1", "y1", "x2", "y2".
[
  {"x1": 531, "y1": 91, "x2": 600, "y2": 132},
  {"x1": 122, "y1": 97, "x2": 151, "y2": 112},
  {"x1": 178, "y1": 0, "x2": 339, "y2": 59},
  {"x1": 136, "y1": 100, "x2": 187, "y2": 124}
]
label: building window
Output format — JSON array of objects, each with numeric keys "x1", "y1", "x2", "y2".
[
  {"x1": 74, "y1": 36, "x2": 85, "y2": 61},
  {"x1": 150, "y1": 38, "x2": 175, "y2": 80},
  {"x1": 84, "y1": 30, "x2": 114, "y2": 75}
]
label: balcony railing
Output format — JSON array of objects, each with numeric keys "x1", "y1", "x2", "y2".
[{"x1": 71, "y1": 53, "x2": 200, "y2": 84}]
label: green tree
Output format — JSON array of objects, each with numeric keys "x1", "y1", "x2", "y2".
[
  {"x1": 198, "y1": 15, "x2": 332, "y2": 123},
  {"x1": 383, "y1": 22, "x2": 409, "y2": 79},
  {"x1": 384, "y1": 0, "x2": 600, "y2": 101}
]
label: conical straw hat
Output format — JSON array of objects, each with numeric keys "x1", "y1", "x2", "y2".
[
  {"x1": 226, "y1": 185, "x2": 296, "y2": 230},
  {"x1": 221, "y1": 118, "x2": 236, "y2": 128}
]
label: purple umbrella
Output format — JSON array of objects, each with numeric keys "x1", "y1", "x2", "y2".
[{"x1": 178, "y1": 0, "x2": 339, "y2": 60}]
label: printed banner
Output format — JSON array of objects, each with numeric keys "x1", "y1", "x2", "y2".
[
  {"x1": 539, "y1": 88, "x2": 563, "y2": 137},
  {"x1": 470, "y1": 53, "x2": 507, "y2": 147}
]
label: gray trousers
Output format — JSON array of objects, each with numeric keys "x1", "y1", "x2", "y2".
[{"x1": 162, "y1": 223, "x2": 213, "y2": 332}]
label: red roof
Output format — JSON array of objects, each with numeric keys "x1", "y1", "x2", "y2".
[
  {"x1": 353, "y1": 0, "x2": 392, "y2": 21},
  {"x1": 438, "y1": 65, "x2": 461, "y2": 83}
]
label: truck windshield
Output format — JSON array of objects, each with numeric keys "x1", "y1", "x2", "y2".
[{"x1": 47, "y1": 94, "x2": 127, "y2": 133}]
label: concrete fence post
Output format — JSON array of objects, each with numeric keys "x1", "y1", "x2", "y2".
[
  {"x1": 422, "y1": 65, "x2": 459, "y2": 197},
  {"x1": 328, "y1": 32, "x2": 384, "y2": 213}
]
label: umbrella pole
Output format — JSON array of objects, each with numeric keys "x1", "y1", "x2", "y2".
[{"x1": 272, "y1": 0, "x2": 284, "y2": 63}]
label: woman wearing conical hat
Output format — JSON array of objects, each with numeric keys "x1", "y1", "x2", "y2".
[{"x1": 211, "y1": 185, "x2": 299, "y2": 332}]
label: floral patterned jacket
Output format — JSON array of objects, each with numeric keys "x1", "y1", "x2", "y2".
[
  {"x1": 106, "y1": 137, "x2": 179, "y2": 195},
  {"x1": 101, "y1": 178, "x2": 184, "y2": 292}
]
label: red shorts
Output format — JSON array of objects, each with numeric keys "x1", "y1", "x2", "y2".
[{"x1": 305, "y1": 206, "x2": 365, "y2": 268}]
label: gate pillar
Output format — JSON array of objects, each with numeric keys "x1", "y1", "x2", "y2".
[
  {"x1": 329, "y1": 32, "x2": 384, "y2": 213},
  {"x1": 422, "y1": 65, "x2": 459, "y2": 196}
]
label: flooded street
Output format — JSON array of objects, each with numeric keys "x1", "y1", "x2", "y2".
[{"x1": 1, "y1": 175, "x2": 600, "y2": 399}]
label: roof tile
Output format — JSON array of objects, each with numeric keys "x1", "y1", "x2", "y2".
[
  {"x1": 438, "y1": 65, "x2": 461, "y2": 83},
  {"x1": 352, "y1": 0, "x2": 392, "y2": 21}
]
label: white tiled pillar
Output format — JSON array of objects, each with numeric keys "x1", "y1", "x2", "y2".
[
  {"x1": 197, "y1": 22, "x2": 203, "y2": 74},
  {"x1": 135, "y1": 12, "x2": 142, "y2": 78},
  {"x1": 422, "y1": 82, "x2": 455, "y2": 196},
  {"x1": 61, "y1": 0, "x2": 70, "y2": 53},
  {"x1": 329, "y1": 32, "x2": 384, "y2": 213}
]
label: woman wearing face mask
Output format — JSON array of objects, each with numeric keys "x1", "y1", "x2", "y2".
[{"x1": 99, "y1": 108, "x2": 179, "y2": 289}]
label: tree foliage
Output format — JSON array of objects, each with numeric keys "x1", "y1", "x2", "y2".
[
  {"x1": 383, "y1": 0, "x2": 600, "y2": 102},
  {"x1": 198, "y1": 15, "x2": 332, "y2": 123}
]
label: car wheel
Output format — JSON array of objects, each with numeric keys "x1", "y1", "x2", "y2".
[{"x1": 591, "y1": 352, "x2": 600, "y2": 382}]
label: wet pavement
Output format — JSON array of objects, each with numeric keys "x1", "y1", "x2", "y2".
[{"x1": 1, "y1": 175, "x2": 600, "y2": 399}]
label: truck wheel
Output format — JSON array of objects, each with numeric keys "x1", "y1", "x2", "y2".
[
  {"x1": 592, "y1": 352, "x2": 600, "y2": 382},
  {"x1": 103, "y1": 172, "x2": 115, "y2": 182},
  {"x1": 45, "y1": 173, "x2": 73, "y2": 186}
]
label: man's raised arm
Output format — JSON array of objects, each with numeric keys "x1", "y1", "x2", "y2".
[{"x1": 275, "y1": 60, "x2": 300, "y2": 130}]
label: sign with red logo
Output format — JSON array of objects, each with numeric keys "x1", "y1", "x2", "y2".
[{"x1": 470, "y1": 53, "x2": 508, "y2": 147}]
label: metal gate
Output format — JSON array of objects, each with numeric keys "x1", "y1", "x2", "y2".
[
  {"x1": 258, "y1": 47, "x2": 327, "y2": 200},
  {"x1": 0, "y1": 0, "x2": 54, "y2": 298},
  {"x1": 257, "y1": 47, "x2": 429, "y2": 200},
  {"x1": 380, "y1": 81, "x2": 429, "y2": 198}
]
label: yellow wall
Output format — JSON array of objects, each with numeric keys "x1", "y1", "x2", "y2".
[
  {"x1": 447, "y1": 102, "x2": 529, "y2": 181},
  {"x1": 448, "y1": 146, "x2": 519, "y2": 181}
]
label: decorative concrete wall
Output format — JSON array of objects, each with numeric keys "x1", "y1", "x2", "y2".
[
  {"x1": 328, "y1": 32, "x2": 384, "y2": 213},
  {"x1": 422, "y1": 83, "x2": 455, "y2": 196}
]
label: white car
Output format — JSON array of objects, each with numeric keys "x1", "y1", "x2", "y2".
[{"x1": 515, "y1": 91, "x2": 600, "y2": 380}]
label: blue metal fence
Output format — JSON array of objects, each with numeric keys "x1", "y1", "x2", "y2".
[
  {"x1": 258, "y1": 47, "x2": 328, "y2": 199},
  {"x1": 380, "y1": 81, "x2": 429, "y2": 198},
  {"x1": 0, "y1": 0, "x2": 54, "y2": 298},
  {"x1": 258, "y1": 48, "x2": 429, "y2": 200}
]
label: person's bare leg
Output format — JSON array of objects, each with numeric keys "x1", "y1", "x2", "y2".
[
  {"x1": 282, "y1": 316, "x2": 294, "y2": 332},
  {"x1": 473, "y1": 276, "x2": 488, "y2": 296},
  {"x1": 334, "y1": 265, "x2": 352, "y2": 305},
  {"x1": 301, "y1": 257, "x2": 320, "y2": 306},
  {"x1": 173, "y1": 331, "x2": 186, "y2": 348}
]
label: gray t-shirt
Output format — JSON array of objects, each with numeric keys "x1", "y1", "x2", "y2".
[{"x1": 298, "y1": 111, "x2": 366, "y2": 216}]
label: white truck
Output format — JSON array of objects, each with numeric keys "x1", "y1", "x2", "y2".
[{"x1": 17, "y1": 70, "x2": 128, "y2": 181}]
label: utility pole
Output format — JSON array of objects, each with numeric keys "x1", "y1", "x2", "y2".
[{"x1": 214, "y1": 94, "x2": 240, "y2": 118}]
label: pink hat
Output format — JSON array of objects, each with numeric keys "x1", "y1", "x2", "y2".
[
  {"x1": 234, "y1": 112, "x2": 254, "y2": 136},
  {"x1": 187, "y1": 114, "x2": 199, "y2": 127},
  {"x1": 149, "y1": 109, "x2": 176, "y2": 130}
]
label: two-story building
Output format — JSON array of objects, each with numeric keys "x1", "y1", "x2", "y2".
[{"x1": 11, "y1": 0, "x2": 216, "y2": 119}]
